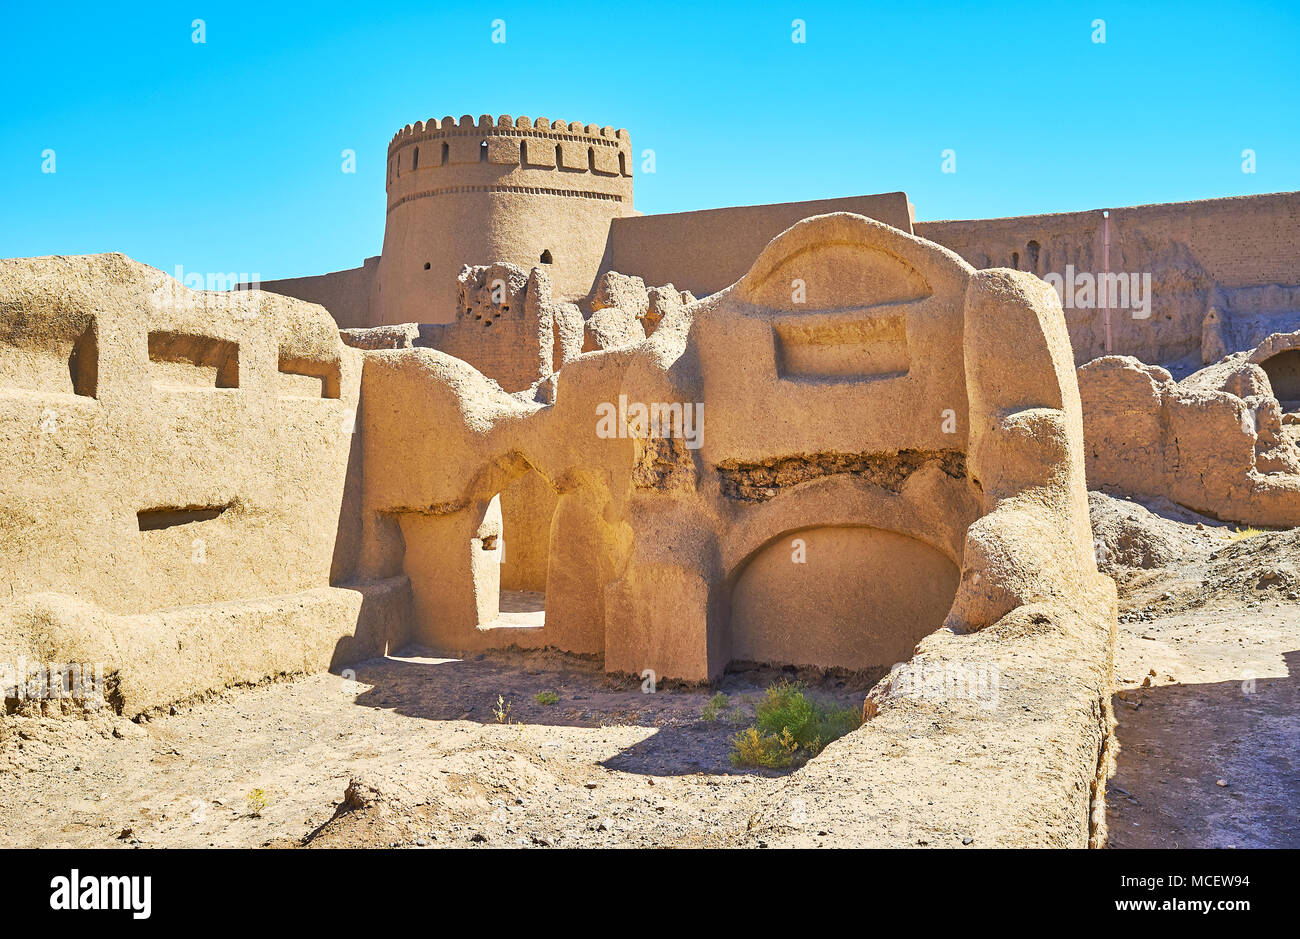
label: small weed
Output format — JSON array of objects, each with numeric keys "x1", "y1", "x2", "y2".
[
  {"x1": 246, "y1": 788, "x2": 269, "y2": 817},
  {"x1": 534, "y1": 690, "x2": 559, "y2": 706},
  {"x1": 729, "y1": 680, "x2": 861, "y2": 769},
  {"x1": 492, "y1": 695, "x2": 513, "y2": 724},
  {"x1": 700, "y1": 692, "x2": 729, "y2": 721},
  {"x1": 1228, "y1": 526, "x2": 1265, "y2": 541}
]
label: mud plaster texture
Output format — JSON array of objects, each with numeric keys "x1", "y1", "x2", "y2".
[
  {"x1": 1079, "y1": 343, "x2": 1300, "y2": 528},
  {"x1": 3, "y1": 213, "x2": 1118, "y2": 848}
]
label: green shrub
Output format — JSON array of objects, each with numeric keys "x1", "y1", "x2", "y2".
[
  {"x1": 729, "y1": 680, "x2": 861, "y2": 768},
  {"x1": 534, "y1": 690, "x2": 559, "y2": 706}
]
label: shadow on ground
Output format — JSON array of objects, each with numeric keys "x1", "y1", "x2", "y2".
[
  {"x1": 1108, "y1": 649, "x2": 1299, "y2": 848},
  {"x1": 341, "y1": 647, "x2": 873, "y2": 777}
]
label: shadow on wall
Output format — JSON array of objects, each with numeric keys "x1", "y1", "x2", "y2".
[
  {"x1": 329, "y1": 406, "x2": 365, "y2": 586},
  {"x1": 497, "y1": 467, "x2": 555, "y2": 598}
]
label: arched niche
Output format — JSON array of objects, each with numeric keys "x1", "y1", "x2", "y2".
[{"x1": 729, "y1": 525, "x2": 958, "y2": 670}]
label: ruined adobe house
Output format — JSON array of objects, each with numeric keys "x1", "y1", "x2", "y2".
[
  {"x1": 352, "y1": 214, "x2": 1111, "y2": 678},
  {"x1": 0, "y1": 255, "x2": 408, "y2": 715},
  {"x1": 0, "y1": 207, "x2": 1118, "y2": 844},
  {"x1": 255, "y1": 116, "x2": 1300, "y2": 532}
]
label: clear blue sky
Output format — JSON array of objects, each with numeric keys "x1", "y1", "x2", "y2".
[{"x1": 2, "y1": 1, "x2": 1296, "y2": 280}]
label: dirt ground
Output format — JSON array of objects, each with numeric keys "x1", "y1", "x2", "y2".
[
  {"x1": 1093, "y1": 492, "x2": 1300, "y2": 848},
  {"x1": 0, "y1": 649, "x2": 871, "y2": 848},
  {"x1": 2, "y1": 492, "x2": 1295, "y2": 849}
]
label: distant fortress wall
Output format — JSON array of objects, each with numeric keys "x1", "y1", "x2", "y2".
[
  {"x1": 603, "y1": 192, "x2": 914, "y2": 298},
  {"x1": 256, "y1": 257, "x2": 379, "y2": 330},
  {"x1": 920, "y1": 191, "x2": 1300, "y2": 289},
  {"x1": 918, "y1": 192, "x2": 1300, "y2": 365}
]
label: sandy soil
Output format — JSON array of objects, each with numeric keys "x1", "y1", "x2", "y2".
[{"x1": 0, "y1": 650, "x2": 869, "y2": 849}]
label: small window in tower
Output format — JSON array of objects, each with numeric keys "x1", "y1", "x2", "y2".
[
  {"x1": 424, "y1": 262, "x2": 431, "y2": 270},
  {"x1": 441, "y1": 142, "x2": 449, "y2": 165},
  {"x1": 1011, "y1": 251, "x2": 1020, "y2": 270},
  {"x1": 479, "y1": 140, "x2": 488, "y2": 162},
  {"x1": 395, "y1": 153, "x2": 400, "y2": 177},
  {"x1": 587, "y1": 147, "x2": 596, "y2": 171},
  {"x1": 520, "y1": 140, "x2": 529, "y2": 165},
  {"x1": 555, "y1": 144, "x2": 563, "y2": 168},
  {"x1": 619, "y1": 151, "x2": 627, "y2": 176},
  {"x1": 540, "y1": 250, "x2": 553, "y2": 264},
  {"x1": 413, "y1": 146, "x2": 419, "y2": 170}
]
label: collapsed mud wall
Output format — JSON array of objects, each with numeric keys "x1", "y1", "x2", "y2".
[
  {"x1": 1, "y1": 223, "x2": 1120, "y2": 847},
  {"x1": 1079, "y1": 353, "x2": 1300, "y2": 527},
  {"x1": 0, "y1": 254, "x2": 409, "y2": 717}
]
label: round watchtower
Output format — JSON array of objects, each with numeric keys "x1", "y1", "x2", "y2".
[{"x1": 376, "y1": 114, "x2": 634, "y2": 325}]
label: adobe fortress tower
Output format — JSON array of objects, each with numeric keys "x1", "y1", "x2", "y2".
[{"x1": 377, "y1": 114, "x2": 634, "y2": 325}]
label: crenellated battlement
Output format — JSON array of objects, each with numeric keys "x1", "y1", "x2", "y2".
[
  {"x1": 385, "y1": 112, "x2": 633, "y2": 201},
  {"x1": 388, "y1": 114, "x2": 630, "y2": 153}
]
